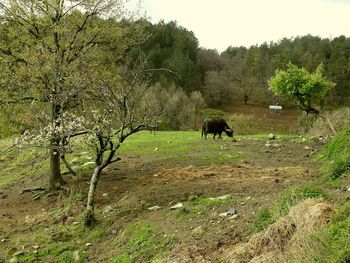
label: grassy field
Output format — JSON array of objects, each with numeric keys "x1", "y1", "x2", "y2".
[{"x1": 0, "y1": 130, "x2": 349, "y2": 262}]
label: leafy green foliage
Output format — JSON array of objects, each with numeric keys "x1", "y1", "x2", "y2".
[
  {"x1": 113, "y1": 221, "x2": 173, "y2": 263},
  {"x1": 268, "y1": 62, "x2": 334, "y2": 114},
  {"x1": 252, "y1": 185, "x2": 327, "y2": 231},
  {"x1": 252, "y1": 208, "x2": 275, "y2": 232},
  {"x1": 319, "y1": 125, "x2": 350, "y2": 179},
  {"x1": 141, "y1": 20, "x2": 200, "y2": 90},
  {"x1": 276, "y1": 185, "x2": 326, "y2": 216}
]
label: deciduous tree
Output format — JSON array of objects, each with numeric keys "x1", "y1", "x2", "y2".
[{"x1": 0, "y1": 0, "x2": 125, "y2": 190}]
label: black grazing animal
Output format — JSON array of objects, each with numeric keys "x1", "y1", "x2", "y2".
[{"x1": 202, "y1": 117, "x2": 233, "y2": 139}]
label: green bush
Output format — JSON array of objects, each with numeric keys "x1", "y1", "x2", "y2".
[
  {"x1": 113, "y1": 221, "x2": 171, "y2": 263},
  {"x1": 276, "y1": 185, "x2": 326, "y2": 216},
  {"x1": 319, "y1": 125, "x2": 350, "y2": 180},
  {"x1": 252, "y1": 185, "x2": 326, "y2": 232},
  {"x1": 252, "y1": 208, "x2": 275, "y2": 232}
]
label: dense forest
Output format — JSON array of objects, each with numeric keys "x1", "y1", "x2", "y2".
[{"x1": 128, "y1": 20, "x2": 350, "y2": 107}]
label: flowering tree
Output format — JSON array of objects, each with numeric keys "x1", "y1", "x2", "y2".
[
  {"x1": 0, "y1": 0, "x2": 129, "y2": 190},
  {"x1": 82, "y1": 59, "x2": 160, "y2": 226}
]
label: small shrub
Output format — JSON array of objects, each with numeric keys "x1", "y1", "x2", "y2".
[
  {"x1": 319, "y1": 125, "x2": 350, "y2": 180},
  {"x1": 252, "y1": 208, "x2": 275, "y2": 232},
  {"x1": 113, "y1": 221, "x2": 172, "y2": 263},
  {"x1": 276, "y1": 185, "x2": 326, "y2": 216}
]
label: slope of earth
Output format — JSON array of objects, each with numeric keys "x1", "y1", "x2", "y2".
[{"x1": 0, "y1": 132, "x2": 324, "y2": 262}]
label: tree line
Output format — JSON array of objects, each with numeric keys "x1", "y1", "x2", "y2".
[{"x1": 133, "y1": 24, "x2": 350, "y2": 107}]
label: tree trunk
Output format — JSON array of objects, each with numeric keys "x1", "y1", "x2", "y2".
[
  {"x1": 49, "y1": 142, "x2": 65, "y2": 190},
  {"x1": 48, "y1": 104, "x2": 66, "y2": 190},
  {"x1": 85, "y1": 166, "x2": 102, "y2": 227}
]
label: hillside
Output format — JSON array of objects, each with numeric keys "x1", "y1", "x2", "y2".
[{"x1": 2, "y1": 131, "x2": 347, "y2": 262}]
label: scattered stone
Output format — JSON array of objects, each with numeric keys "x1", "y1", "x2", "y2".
[
  {"x1": 25, "y1": 215, "x2": 34, "y2": 224},
  {"x1": 240, "y1": 202, "x2": 246, "y2": 206},
  {"x1": 153, "y1": 174, "x2": 159, "y2": 177},
  {"x1": 217, "y1": 194, "x2": 231, "y2": 200},
  {"x1": 265, "y1": 143, "x2": 271, "y2": 147},
  {"x1": 32, "y1": 245, "x2": 40, "y2": 250},
  {"x1": 219, "y1": 212, "x2": 228, "y2": 217},
  {"x1": 188, "y1": 195, "x2": 198, "y2": 201},
  {"x1": 155, "y1": 147, "x2": 159, "y2": 151},
  {"x1": 13, "y1": 251, "x2": 24, "y2": 257},
  {"x1": 148, "y1": 205, "x2": 161, "y2": 211},
  {"x1": 347, "y1": 187, "x2": 350, "y2": 192},
  {"x1": 102, "y1": 193, "x2": 108, "y2": 197},
  {"x1": 85, "y1": 243, "x2": 92, "y2": 247},
  {"x1": 1, "y1": 238, "x2": 7, "y2": 242},
  {"x1": 268, "y1": 133, "x2": 276, "y2": 140},
  {"x1": 170, "y1": 203, "x2": 183, "y2": 210},
  {"x1": 245, "y1": 196, "x2": 252, "y2": 200},
  {"x1": 227, "y1": 208, "x2": 237, "y2": 215},
  {"x1": 191, "y1": 226, "x2": 204, "y2": 239},
  {"x1": 82, "y1": 161, "x2": 95, "y2": 166},
  {"x1": 272, "y1": 143, "x2": 279, "y2": 148},
  {"x1": 228, "y1": 214, "x2": 238, "y2": 220},
  {"x1": 303, "y1": 146, "x2": 311, "y2": 150},
  {"x1": 9, "y1": 257, "x2": 19, "y2": 263},
  {"x1": 102, "y1": 205, "x2": 114, "y2": 215},
  {"x1": 72, "y1": 221, "x2": 80, "y2": 225},
  {"x1": 168, "y1": 141, "x2": 172, "y2": 144},
  {"x1": 73, "y1": 250, "x2": 80, "y2": 261},
  {"x1": 274, "y1": 178, "x2": 280, "y2": 183}
]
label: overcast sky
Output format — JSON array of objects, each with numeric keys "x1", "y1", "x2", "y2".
[{"x1": 132, "y1": 0, "x2": 350, "y2": 52}]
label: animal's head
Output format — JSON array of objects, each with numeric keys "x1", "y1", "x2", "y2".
[{"x1": 225, "y1": 127, "x2": 233, "y2": 137}]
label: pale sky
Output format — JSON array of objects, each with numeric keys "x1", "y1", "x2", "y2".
[{"x1": 130, "y1": 0, "x2": 350, "y2": 52}]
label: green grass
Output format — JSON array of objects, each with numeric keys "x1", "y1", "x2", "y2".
[
  {"x1": 319, "y1": 125, "x2": 350, "y2": 180},
  {"x1": 0, "y1": 131, "x2": 306, "y2": 189},
  {"x1": 252, "y1": 185, "x2": 327, "y2": 232},
  {"x1": 118, "y1": 131, "x2": 244, "y2": 165},
  {"x1": 0, "y1": 146, "x2": 48, "y2": 187},
  {"x1": 252, "y1": 208, "x2": 275, "y2": 232},
  {"x1": 293, "y1": 202, "x2": 350, "y2": 263},
  {"x1": 113, "y1": 220, "x2": 174, "y2": 263},
  {"x1": 174, "y1": 195, "x2": 235, "y2": 219}
]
